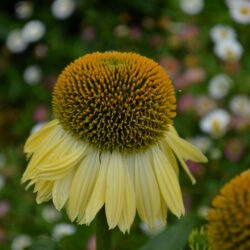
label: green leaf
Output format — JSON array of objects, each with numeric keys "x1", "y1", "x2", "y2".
[{"x1": 140, "y1": 214, "x2": 196, "y2": 250}]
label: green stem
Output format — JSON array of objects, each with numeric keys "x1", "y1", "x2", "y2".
[{"x1": 96, "y1": 208, "x2": 112, "y2": 250}]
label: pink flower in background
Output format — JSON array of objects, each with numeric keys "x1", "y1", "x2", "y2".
[
  {"x1": 231, "y1": 115, "x2": 250, "y2": 130},
  {"x1": 177, "y1": 94, "x2": 194, "y2": 113},
  {"x1": 148, "y1": 34, "x2": 163, "y2": 49},
  {"x1": 129, "y1": 25, "x2": 142, "y2": 41},
  {"x1": 34, "y1": 44, "x2": 48, "y2": 59},
  {"x1": 174, "y1": 68, "x2": 206, "y2": 89},
  {"x1": 194, "y1": 96, "x2": 217, "y2": 116},
  {"x1": 44, "y1": 75, "x2": 57, "y2": 89},
  {"x1": 179, "y1": 25, "x2": 199, "y2": 42},
  {"x1": 187, "y1": 161, "x2": 203, "y2": 176},
  {"x1": 82, "y1": 26, "x2": 96, "y2": 42},
  {"x1": 0, "y1": 201, "x2": 10, "y2": 218},
  {"x1": 33, "y1": 105, "x2": 48, "y2": 122},
  {"x1": 87, "y1": 235, "x2": 96, "y2": 250},
  {"x1": 183, "y1": 193, "x2": 192, "y2": 212},
  {"x1": 159, "y1": 57, "x2": 180, "y2": 79},
  {"x1": 224, "y1": 138, "x2": 245, "y2": 162}
]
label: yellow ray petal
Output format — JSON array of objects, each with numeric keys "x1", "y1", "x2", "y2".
[
  {"x1": 67, "y1": 148, "x2": 100, "y2": 222},
  {"x1": 118, "y1": 161, "x2": 136, "y2": 233},
  {"x1": 36, "y1": 148, "x2": 84, "y2": 180},
  {"x1": 134, "y1": 151, "x2": 161, "y2": 227},
  {"x1": 84, "y1": 151, "x2": 111, "y2": 225},
  {"x1": 24, "y1": 119, "x2": 59, "y2": 154},
  {"x1": 35, "y1": 180, "x2": 54, "y2": 204},
  {"x1": 160, "y1": 139, "x2": 179, "y2": 176},
  {"x1": 105, "y1": 151, "x2": 125, "y2": 229},
  {"x1": 166, "y1": 126, "x2": 208, "y2": 163},
  {"x1": 52, "y1": 170, "x2": 75, "y2": 210},
  {"x1": 151, "y1": 145, "x2": 184, "y2": 217},
  {"x1": 22, "y1": 126, "x2": 65, "y2": 182}
]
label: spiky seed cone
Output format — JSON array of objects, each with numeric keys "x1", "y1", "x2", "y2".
[
  {"x1": 53, "y1": 52, "x2": 176, "y2": 152},
  {"x1": 207, "y1": 170, "x2": 250, "y2": 250}
]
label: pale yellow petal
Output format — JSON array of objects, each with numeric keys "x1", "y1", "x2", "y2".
[
  {"x1": 84, "y1": 151, "x2": 111, "y2": 225},
  {"x1": 166, "y1": 126, "x2": 208, "y2": 163},
  {"x1": 151, "y1": 145, "x2": 184, "y2": 217},
  {"x1": 118, "y1": 161, "x2": 136, "y2": 233},
  {"x1": 33, "y1": 130, "x2": 87, "y2": 180},
  {"x1": 160, "y1": 139, "x2": 179, "y2": 176},
  {"x1": 24, "y1": 119, "x2": 59, "y2": 154},
  {"x1": 35, "y1": 180, "x2": 54, "y2": 204},
  {"x1": 67, "y1": 148, "x2": 100, "y2": 222},
  {"x1": 36, "y1": 148, "x2": 84, "y2": 180},
  {"x1": 134, "y1": 151, "x2": 161, "y2": 227},
  {"x1": 22, "y1": 125, "x2": 65, "y2": 183},
  {"x1": 105, "y1": 151, "x2": 125, "y2": 229},
  {"x1": 52, "y1": 170, "x2": 75, "y2": 210}
]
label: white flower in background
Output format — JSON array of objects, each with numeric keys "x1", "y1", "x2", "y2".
[
  {"x1": 23, "y1": 65, "x2": 42, "y2": 85},
  {"x1": 200, "y1": 109, "x2": 231, "y2": 137},
  {"x1": 190, "y1": 136, "x2": 212, "y2": 153},
  {"x1": 208, "y1": 74, "x2": 232, "y2": 99},
  {"x1": 6, "y1": 30, "x2": 28, "y2": 53},
  {"x1": 179, "y1": 0, "x2": 204, "y2": 15},
  {"x1": 22, "y1": 20, "x2": 46, "y2": 43},
  {"x1": 197, "y1": 205, "x2": 210, "y2": 219},
  {"x1": 11, "y1": 235, "x2": 32, "y2": 250},
  {"x1": 214, "y1": 39, "x2": 243, "y2": 62},
  {"x1": 114, "y1": 24, "x2": 129, "y2": 37},
  {"x1": 51, "y1": 0, "x2": 76, "y2": 19},
  {"x1": 210, "y1": 25, "x2": 236, "y2": 43},
  {"x1": 229, "y1": 95, "x2": 250, "y2": 116},
  {"x1": 15, "y1": 1, "x2": 33, "y2": 19},
  {"x1": 209, "y1": 148, "x2": 222, "y2": 160},
  {"x1": 229, "y1": 0, "x2": 250, "y2": 24},
  {"x1": 140, "y1": 220, "x2": 165, "y2": 236},
  {"x1": 30, "y1": 122, "x2": 47, "y2": 134},
  {"x1": 0, "y1": 175, "x2": 5, "y2": 190},
  {"x1": 52, "y1": 223, "x2": 76, "y2": 241},
  {"x1": 42, "y1": 205, "x2": 61, "y2": 223}
]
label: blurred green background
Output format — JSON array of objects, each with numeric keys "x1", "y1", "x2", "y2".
[{"x1": 0, "y1": 0, "x2": 250, "y2": 249}]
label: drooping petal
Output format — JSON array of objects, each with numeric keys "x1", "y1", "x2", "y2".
[
  {"x1": 67, "y1": 148, "x2": 100, "y2": 222},
  {"x1": 34, "y1": 180, "x2": 54, "y2": 204},
  {"x1": 134, "y1": 151, "x2": 161, "y2": 227},
  {"x1": 52, "y1": 170, "x2": 75, "y2": 210},
  {"x1": 160, "y1": 138, "x2": 179, "y2": 175},
  {"x1": 84, "y1": 151, "x2": 111, "y2": 225},
  {"x1": 35, "y1": 131, "x2": 87, "y2": 180},
  {"x1": 166, "y1": 126, "x2": 208, "y2": 162},
  {"x1": 118, "y1": 157, "x2": 136, "y2": 233},
  {"x1": 24, "y1": 119, "x2": 59, "y2": 154},
  {"x1": 105, "y1": 151, "x2": 125, "y2": 229},
  {"x1": 151, "y1": 145, "x2": 184, "y2": 217}
]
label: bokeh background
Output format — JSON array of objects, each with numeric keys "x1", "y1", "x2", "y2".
[{"x1": 0, "y1": 0, "x2": 250, "y2": 249}]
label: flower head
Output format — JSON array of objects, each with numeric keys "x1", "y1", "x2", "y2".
[
  {"x1": 22, "y1": 52, "x2": 207, "y2": 233},
  {"x1": 210, "y1": 25, "x2": 236, "y2": 43},
  {"x1": 208, "y1": 74, "x2": 232, "y2": 99},
  {"x1": 207, "y1": 170, "x2": 250, "y2": 250},
  {"x1": 229, "y1": 0, "x2": 250, "y2": 24},
  {"x1": 199, "y1": 109, "x2": 230, "y2": 138},
  {"x1": 214, "y1": 39, "x2": 243, "y2": 62},
  {"x1": 179, "y1": 0, "x2": 204, "y2": 15}
]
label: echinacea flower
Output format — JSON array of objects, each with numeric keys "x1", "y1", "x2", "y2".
[
  {"x1": 207, "y1": 170, "x2": 250, "y2": 250},
  {"x1": 22, "y1": 52, "x2": 207, "y2": 233},
  {"x1": 210, "y1": 25, "x2": 236, "y2": 43}
]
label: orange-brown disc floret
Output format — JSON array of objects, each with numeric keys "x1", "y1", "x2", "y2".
[
  {"x1": 207, "y1": 170, "x2": 250, "y2": 250},
  {"x1": 52, "y1": 52, "x2": 176, "y2": 152}
]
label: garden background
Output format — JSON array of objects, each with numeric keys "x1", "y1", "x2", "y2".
[{"x1": 0, "y1": 0, "x2": 250, "y2": 249}]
